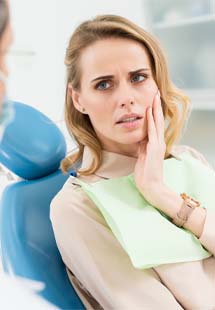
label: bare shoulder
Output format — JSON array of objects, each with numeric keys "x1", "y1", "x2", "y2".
[{"x1": 171, "y1": 144, "x2": 214, "y2": 170}]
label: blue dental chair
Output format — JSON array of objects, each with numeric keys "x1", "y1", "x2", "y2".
[{"x1": 0, "y1": 102, "x2": 85, "y2": 309}]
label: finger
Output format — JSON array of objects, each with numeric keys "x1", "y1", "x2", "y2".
[
  {"x1": 153, "y1": 92, "x2": 165, "y2": 142},
  {"x1": 147, "y1": 106, "x2": 157, "y2": 144},
  {"x1": 138, "y1": 139, "x2": 147, "y2": 158}
]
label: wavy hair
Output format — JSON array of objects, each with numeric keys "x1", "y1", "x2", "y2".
[{"x1": 61, "y1": 14, "x2": 190, "y2": 175}]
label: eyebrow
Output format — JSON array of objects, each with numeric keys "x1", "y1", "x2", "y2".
[{"x1": 90, "y1": 68, "x2": 151, "y2": 83}]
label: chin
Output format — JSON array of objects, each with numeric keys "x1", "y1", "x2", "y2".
[
  {"x1": 128, "y1": 130, "x2": 146, "y2": 141},
  {"x1": 120, "y1": 133, "x2": 146, "y2": 145}
]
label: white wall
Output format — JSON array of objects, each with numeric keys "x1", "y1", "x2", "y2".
[{"x1": 8, "y1": 0, "x2": 59, "y2": 119}]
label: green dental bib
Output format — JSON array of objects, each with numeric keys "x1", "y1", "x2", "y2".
[{"x1": 75, "y1": 152, "x2": 214, "y2": 269}]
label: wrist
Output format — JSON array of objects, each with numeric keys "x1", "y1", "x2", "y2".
[
  {"x1": 142, "y1": 184, "x2": 182, "y2": 218},
  {"x1": 140, "y1": 185, "x2": 207, "y2": 238}
]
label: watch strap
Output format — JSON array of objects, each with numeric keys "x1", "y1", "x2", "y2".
[{"x1": 172, "y1": 193, "x2": 200, "y2": 227}]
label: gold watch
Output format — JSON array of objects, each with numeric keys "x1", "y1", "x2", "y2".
[{"x1": 172, "y1": 193, "x2": 200, "y2": 227}]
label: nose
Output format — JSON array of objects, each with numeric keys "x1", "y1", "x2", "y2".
[{"x1": 115, "y1": 82, "x2": 135, "y2": 109}]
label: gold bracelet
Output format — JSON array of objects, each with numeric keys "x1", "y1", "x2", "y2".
[{"x1": 172, "y1": 193, "x2": 200, "y2": 227}]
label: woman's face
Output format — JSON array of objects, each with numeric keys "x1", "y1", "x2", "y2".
[{"x1": 71, "y1": 38, "x2": 158, "y2": 157}]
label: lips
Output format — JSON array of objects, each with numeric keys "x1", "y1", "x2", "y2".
[{"x1": 116, "y1": 113, "x2": 143, "y2": 124}]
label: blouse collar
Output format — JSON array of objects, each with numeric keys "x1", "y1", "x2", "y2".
[{"x1": 80, "y1": 146, "x2": 180, "y2": 179}]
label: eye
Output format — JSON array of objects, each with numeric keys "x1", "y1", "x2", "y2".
[
  {"x1": 95, "y1": 80, "x2": 111, "y2": 90},
  {"x1": 131, "y1": 74, "x2": 147, "y2": 83}
]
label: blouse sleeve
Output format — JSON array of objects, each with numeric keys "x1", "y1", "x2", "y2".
[
  {"x1": 172, "y1": 144, "x2": 215, "y2": 256},
  {"x1": 50, "y1": 179, "x2": 184, "y2": 310},
  {"x1": 198, "y1": 209, "x2": 215, "y2": 256}
]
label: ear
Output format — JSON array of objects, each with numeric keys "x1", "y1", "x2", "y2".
[{"x1": 67, "y1": 83, "x2": 86, "y2": 114}]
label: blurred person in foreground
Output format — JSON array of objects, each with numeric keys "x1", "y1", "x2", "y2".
[
  {"x1": 0, "y1": 0, "x2": 13, "y2": 139},
  {"x1": 0, "y1": 1, "x2": 55, "y2": 309}
]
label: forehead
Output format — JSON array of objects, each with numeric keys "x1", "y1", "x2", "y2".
[{"x1": 79, "y1": 38, "x2": 151, "y2": 80}]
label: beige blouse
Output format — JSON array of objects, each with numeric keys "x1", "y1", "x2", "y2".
[{"x1": 50, "y1": 145, "x2": 215, "y2": 310}]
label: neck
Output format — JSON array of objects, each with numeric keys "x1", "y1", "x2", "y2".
[{"x1": 101, "y1": 142, "x2": 143, "y2": 158}]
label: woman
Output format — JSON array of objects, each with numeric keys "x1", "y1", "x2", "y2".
[{"x1": 50, "y1": 15, "x2": 215, "y2": 309}]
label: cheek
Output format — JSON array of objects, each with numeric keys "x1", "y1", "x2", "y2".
[
  {"x1": 138, "y1": 80, "x2": 158, "y2": 106},
  {"x1": 143, "y1": 79, "x2": 158, "y2": 93},
  {"x1": 87, "y1": 102, "x2": 107, "y2": 119},
  {"x1": 83, "y1": 96, "x2": 112, "y2": 127}
]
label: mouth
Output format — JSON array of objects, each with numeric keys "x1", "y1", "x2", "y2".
[
  {"x1": 116, "y1": 116, "x2": 142, "y2": 124},
  {"x1": 116, "y1": 116, "x2": 143, "y2": 129}
]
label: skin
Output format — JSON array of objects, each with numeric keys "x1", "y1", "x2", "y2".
[
  {"x1": 69, "y1": 37, "x2": 206, "y2": 238},
  {"x1": 70, "y1": 38, "x2": 159, "y2": 158},
  {"x1": 0, "y1": 19, "x2": 13, "y2": 111},
  {"x1": 70, "y1": 37, "x2": 165, "y2": 191}
]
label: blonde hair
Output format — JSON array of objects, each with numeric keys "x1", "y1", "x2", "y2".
[{"x1": 61, "y1": 14, "x2": 190, "y2": 175}]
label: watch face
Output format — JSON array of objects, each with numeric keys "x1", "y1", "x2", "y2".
[{"x1": 181, "y1": 193, "x2": 200, "y2": 208}]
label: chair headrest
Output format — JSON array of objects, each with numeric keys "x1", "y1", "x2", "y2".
[{"x1": 0, "y1": 102, "x2": 66, "y2": 180}]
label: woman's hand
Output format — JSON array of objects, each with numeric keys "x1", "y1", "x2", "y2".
[
  {"x1": 134, "y1": 90, "x2": 167, "y2": 205},
  {"x1": 133, "y1": 91, "x2": 207, "y2": 239}
]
